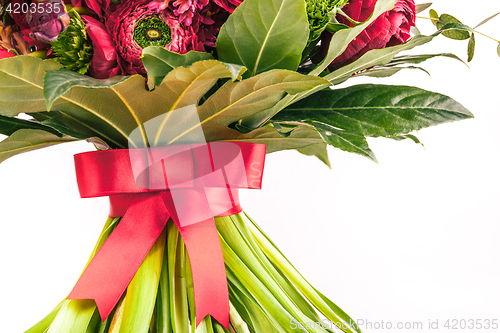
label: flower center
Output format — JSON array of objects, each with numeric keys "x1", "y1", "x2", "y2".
[{"x1": 134, "y1": 17, "x2": 171, "y2": 49}]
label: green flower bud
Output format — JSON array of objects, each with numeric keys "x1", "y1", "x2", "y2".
[{"x1": 51, "y1": 11, "x2": 93, "y2": 75}]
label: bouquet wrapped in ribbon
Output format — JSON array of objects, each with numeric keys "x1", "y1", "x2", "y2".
[{"x1": 1, "y1": 0, "x2": 499, "y2": 331}]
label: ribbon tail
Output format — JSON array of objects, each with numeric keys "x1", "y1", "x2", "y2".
[
  {"x1": 178, "y1": 219, "x2": 230, "y2": 328},
  {"x1": 67, "y1": 192, "x2": 170, "y2": 321}
]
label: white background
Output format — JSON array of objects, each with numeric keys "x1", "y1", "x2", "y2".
[{"x1": 1, "y1": 1, "x2": 499, "y2": 332}]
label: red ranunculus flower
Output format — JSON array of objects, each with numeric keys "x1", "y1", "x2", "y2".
[
  {"x1": 322, "y1": 0, "x2": 415, "y2": 71},
  {"x1": 83, "y1": 0, "x2": 230, "y2": 78}
]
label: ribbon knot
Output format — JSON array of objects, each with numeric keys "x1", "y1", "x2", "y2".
[{"x1": 67, "y1": 142, "x2": 266, "y2": 328}]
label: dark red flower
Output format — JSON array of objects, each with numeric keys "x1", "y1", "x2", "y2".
[{"x1": 322, "y1": 0, "x2": 415, "y2": 71}]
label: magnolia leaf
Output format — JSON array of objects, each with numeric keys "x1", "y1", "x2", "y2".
[
  {"x1": 0, "y1": 115, "x2": 61, "y2": 136},
  {"x1": 304, "y1": 121, "x2": 377, "y2": 162},
  {"x1": 296, "y1": 143, "x2": 331, "y2": 167},
  {"x1": 224, "y1": 125, "x2": 324, "y2": 153},
  {"x1": 141, "y1": 47, "x2": 214, "y2": 88},
  {"x1": 44, "y1": 70, "x2": 130, "y2": 110},
  {"x1": 43, "y1": 60, "x2": 239, "y2": 148},
  {"x1": 415, "y1": 3, "x2": 432, "y2": 14},
  {"x1": 164, "y1": 70, "x2": 329, "y2": 144},
  {"x1": 474, "y1": 11, "x2": 500, "y2": 29},
  {"x1": 0, "y1": 56, "x2": 61, "y2": 117},
  {"x1": 436, "y1": 14, "x2": 470, "y2": 40},
  {"x1": 0, "y1": 129, "x2": 77, "y2": 164},
  {"x1": 216, "y1": 0, "x2": 309, "y2": 76},
  {"x1": 273, "y1": 84, "x2": 473, "y2": 139},
  {"x1": 467, "y1": 33, "x2": 476, "y2": 62}
]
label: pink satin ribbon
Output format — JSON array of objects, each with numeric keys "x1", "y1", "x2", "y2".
[{"x1": 67, "y1": 142, "x2": 266, "y2": 328}]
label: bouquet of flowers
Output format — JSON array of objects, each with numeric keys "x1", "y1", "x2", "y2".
[{"x1": 1, "y1": 0, "x2": 498, "y2": 332}]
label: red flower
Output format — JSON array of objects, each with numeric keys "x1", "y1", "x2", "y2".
[
  {"x1": 322, "y1": 0, "x2": 415, "y2": 71},
  {"x1": 83, "y1": 0, "x2": 230, "y2": 78},
  {"x1": 0, "y1": 48, "x2": 15, "y2": 59}
]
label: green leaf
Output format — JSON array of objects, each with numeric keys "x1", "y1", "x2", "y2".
[
  {"x1": 467, "y1": 33, "x2": 475, "y2": 62},
  {"x1": 245, "y1": 213, "x2": 362, "y2": 333},
  {"x1": 120, "y1": 229, "x2": 165, "y2": 333},
  {"x1": 436, "y1": 14, "x2": 470, "y2": 40},
  {"x1": 474, "y1": 11, "x2": 500, "y2": 29},
  {"x1": 273, "y1": 84, "x2": 473, "y2": 139},
  {"x1": 389, "y1": 134, "x2": 423, "y2": 146},
  {"x1": 225, "y1": 125, "x2": 325, "y2": 153},
  {"x1": 44, "y1": 70, "x2": 130, "y2": 111},
  {"x1": 497, "y1": 43, "x2": 500, "y2": 57},
  {"x1": 0, "y1": 56, "x2": 61, "y2": 117},
  {"x1": 0, "y1": 129, "x2": 76, "y2": 164},
  {"x1": 415, "y1": 3, "x2": 432, "y2": 14},
  {"x1": 0, "y1": 114, "x2": 61, "y2": 137},
  {"x1": 141, "y1": 46, "x2": 214, "y2": 88},
  {"x1": 355, "y1": 66, "x2": 430, "y2": 79},
  {"x1": 216, "y1": 0, "x2": 309, "y2": 76},
  {"x1": 429, "y1": 9, "x2": 439, "y2": 27},
  {"x1": 387, "y1": 53, "x2": 466, "y2": 67},
  {"x1": 296, "y1": 143, "x2": 331, "y2": 168},
  {"x1": 325, "y1": 27, "x2": 470, "y2": 85},
  {"x1": 43, "y1": 60, "x2": 239, "y2": 148},
  {"x1": 304, "y1": 121, "x2": 377, "y2": 162},
  {"x1": 165, "y1": 70, "x2": 328, "y2": 144},
  {"x1": 46, "y1": 300, "x2": 96, "y2": 333}
]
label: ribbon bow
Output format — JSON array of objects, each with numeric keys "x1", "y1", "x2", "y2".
[{"x1": 67, "y1": 142, "x2": 266, "y2": 328}]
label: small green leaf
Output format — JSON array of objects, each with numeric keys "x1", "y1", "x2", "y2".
[
  {"x1": 216, "y1": 0, "x2": 309, "y2": 76},
  {"x1": 141, "y1": 46, "x2": 213, "y2": 88},
  {"x1": 429, "y1": 9, "x2": 439, "y2": 27},
  {"x1": 437, "y1": 14, "x2": 470, "y2": 40},
  {"x1": 305, "y1": 121, "x2": 377, "y2": 162},
  {"x1": 0, "y1": 129, "x2": 76, "y2": 164},
  {"x1": 474, "y1": 11, "x2": 500, "y2": 29},
  {"x1": 296, "y1": 143, "x2": 331, "y2": 168},
  {"x1": 389, "y1": 134, "x2": 423, "y2": 146},
  {"x1": 415, "y1": 3, "x2": 432, "y2": 14},
  {"x1": 497, "y1": 43, "x2": 500, "y2": 57},
  {"x1": 467, "y1": 33, "x2": 475, "y2": 62}
]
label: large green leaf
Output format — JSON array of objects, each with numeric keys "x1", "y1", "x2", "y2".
[
  {"x1": 0, "y1": 129, "x2": 76, "y2": 164},
  {"x1": 164, "y1": 70, "x2": 328, "y2": 144},
  {"x1": 0, "y1": 56, "x2": 61, "y2": 117},
  {"x1": 0, "y1": 115, "x2": 61, "y2": 136},
  {"x1": 273, "y1": 84, "x2": 473, "y2": 138},
  {"x1": 216, "y1": 0, "x2": 309, "y2": 76},
  {"x1": 43, "y1": 60, "x2": 242, "y2": 148},
  {"x1": 141, "y1": 47, "x2": 214, "y2": 88}
]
